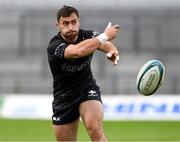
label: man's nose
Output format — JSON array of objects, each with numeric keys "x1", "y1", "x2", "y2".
[{"x1": 68, "y1": 24, "x2": 74, "y2": 30}]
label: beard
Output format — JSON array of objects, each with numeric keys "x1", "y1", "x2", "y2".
[{"x1": 63, "y1": 31, "x2": 79, "y2": 43}]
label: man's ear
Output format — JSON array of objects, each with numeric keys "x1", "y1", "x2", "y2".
[{"x1": 56, "y1": 21, "x2": 60, "y2": 31}]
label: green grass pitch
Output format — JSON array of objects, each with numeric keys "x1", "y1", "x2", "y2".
[{"x1": 0, "y1": 118, "x2": 180, "y2": 141}]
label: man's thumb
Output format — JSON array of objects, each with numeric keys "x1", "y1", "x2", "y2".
[{"x1": 106, "y1": 22, "x2": 112, "y2": 29}]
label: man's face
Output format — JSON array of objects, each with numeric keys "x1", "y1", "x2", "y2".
[{"x1": 57, "y1": 13, "x2": 80, "y2": 43}]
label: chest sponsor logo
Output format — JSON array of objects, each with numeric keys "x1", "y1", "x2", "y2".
[{"x1": 61, "y1": 60, "x2": 91, "y2": 72}]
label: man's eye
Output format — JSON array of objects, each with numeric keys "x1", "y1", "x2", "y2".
[
  {"x1": 63, "y1": 22, "x2": 69, "y2": 26},
  {"x1": 72, "y1": 20, "x2": 77, "y2": 25}
]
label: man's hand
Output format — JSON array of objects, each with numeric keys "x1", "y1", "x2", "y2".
[
  {"x1": 96, "y1": 22, "x2": 120, "y2": 44},
  {"x1": 96, "y1": 22, "x2": 120, "y2": 65},
  {"x1": 106, "y1": 51, "x2": 119, "y2": 65},
  {"x1": 104, "y1": 22, "x2": 120, "y2": 41}
]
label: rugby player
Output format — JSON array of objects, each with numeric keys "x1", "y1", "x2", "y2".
[{"x1": 47, "y1": 5, "x2": 120, "y2": 141}]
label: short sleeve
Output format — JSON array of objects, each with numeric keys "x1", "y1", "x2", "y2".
[{"x1": 47, "y1": 40, "x2": 68, "y2": 59}]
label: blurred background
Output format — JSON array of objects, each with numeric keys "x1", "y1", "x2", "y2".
[
  {"x1": 0, "y1": 0, "x2": 180, "y2": 141},
  {"x1": 0, "y1": 0, "x2": 180, "y2": 95}
]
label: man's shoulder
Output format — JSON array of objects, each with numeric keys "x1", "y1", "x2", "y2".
[
  {"x1": 49, "y1": 35, "x2": 61, "y2": 45},
  {"x1": 80, "y1": 29, "x2": 99, "y2": 39},
  {"x1": 48, "y1": 34, "x2": 65, "y2": 49}
]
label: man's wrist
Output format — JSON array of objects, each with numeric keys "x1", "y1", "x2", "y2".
[{"x1": 96, "y1": 33, "x2": 108, "y2": 44}]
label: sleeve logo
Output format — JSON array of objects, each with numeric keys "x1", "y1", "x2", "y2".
[{"x1": 54, "y1": 43, "x2": 66, "y2": 56}]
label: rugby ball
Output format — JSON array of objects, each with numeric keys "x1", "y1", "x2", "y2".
[{"x1": 136, "y1": 59, "x2": 165, "y2": 96}]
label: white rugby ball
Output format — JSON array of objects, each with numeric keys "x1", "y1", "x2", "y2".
[{"x1": 136, "y1": 59, "x2": 165, "y2": 96}]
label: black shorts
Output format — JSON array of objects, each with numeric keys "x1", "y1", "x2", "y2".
[{"x1": 52, "y1": 86, "x2": 102, "y2": 125}]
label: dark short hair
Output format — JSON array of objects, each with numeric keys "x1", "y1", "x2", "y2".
[{"x1": 57, "y1": 5, "x2": 79, "y2": 21}]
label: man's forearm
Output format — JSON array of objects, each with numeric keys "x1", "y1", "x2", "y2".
[
  {"x1": 98, "y1": 41, "x2": 117, "y2": 53},
  {"x1": 75, "y1": 38, "x2": 102, "y2": 57}
]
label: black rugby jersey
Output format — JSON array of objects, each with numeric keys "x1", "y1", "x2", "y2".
[{"x1": 47, "y1": 29, "x2": 99, "y2": 99}]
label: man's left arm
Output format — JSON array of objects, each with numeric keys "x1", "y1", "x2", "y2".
[{"x1": 98, "y1": 41, "x2": 120, "y2": 65}]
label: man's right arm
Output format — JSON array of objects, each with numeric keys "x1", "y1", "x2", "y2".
[
  {"x1": 64, "y1": 38, "x2": 101, "y2": 59},
  {"x1": 64, "y1": 24, "x2": 120, "y2": 59}
]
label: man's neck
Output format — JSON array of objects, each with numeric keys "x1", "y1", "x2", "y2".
[{"x1": 60, "y1": 33, "x2": 78, "y2": 43}]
